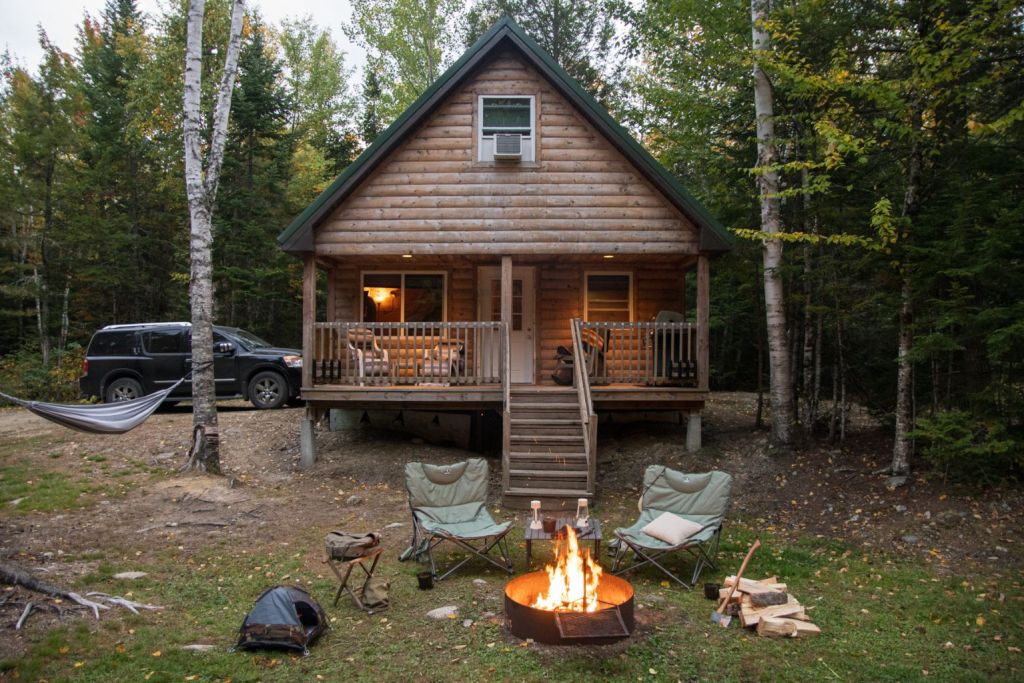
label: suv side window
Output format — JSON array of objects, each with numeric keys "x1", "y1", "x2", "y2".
[
  {"x1": 143, "y1": 329, "x2": 185, "y2": 354},
  {"x1": 90, "y1": 331, "x2": 137, "y2": 356}
]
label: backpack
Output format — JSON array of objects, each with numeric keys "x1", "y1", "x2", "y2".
[
  {"x1": 236, "y1": 585, "x2": 328, "y2": 655},
  {"x1": 325, "y1": 531, "x2": 381, "y2": 561}
]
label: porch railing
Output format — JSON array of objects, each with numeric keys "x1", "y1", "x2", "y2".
[
  {"x1": 579, "y1": 320, "x2": 699, "y2": 387},
  {"x1": 570, "y1": 319, "x2": 598, "y2": 492},
  {"x1": 312, "y1": 321, "x2": 504, "y2": 386}
]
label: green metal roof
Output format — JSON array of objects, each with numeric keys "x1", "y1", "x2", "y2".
[{"x1": 278, "y1": 17, "x2": 733, "y2": 253}]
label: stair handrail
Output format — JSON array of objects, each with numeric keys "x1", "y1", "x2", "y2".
[
  {"x1": 501, "y1": 319, "x2": 511, "y2": 493},
  {"x1": 570, "y1": 318, "x2": 598, "y2": 492}
]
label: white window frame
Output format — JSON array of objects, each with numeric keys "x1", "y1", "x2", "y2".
[
  {"x1": 477, "y1": 95, "x2": 536, "y2": 162},
  {"x1": 583, "y1": 271, "x2": 634, "y2": 322},
  {"x1": 360, "y1": 271, "x2": 448, "y2": 323}
]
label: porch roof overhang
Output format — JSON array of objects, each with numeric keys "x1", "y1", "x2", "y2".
[{"x1": 277, "y1": 18, "x2": 734, "y2": 257}]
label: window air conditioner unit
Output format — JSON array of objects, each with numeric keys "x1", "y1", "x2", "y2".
[{"x1": 493, "y1": 133, "x2": 523, "y2": 160}]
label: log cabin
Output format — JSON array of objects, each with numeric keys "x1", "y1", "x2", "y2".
[{"x1": 278, "y1": 18, "x2": 732, "y2": 508}]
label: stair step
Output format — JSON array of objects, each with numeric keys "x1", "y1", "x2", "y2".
[
  {"x1": 505, "y1": 486, "x2": 593, "y2": 497},
  {"x1": 511, "y1": 402, "x2": 579, "y2": 410},
  {"x1": 508, "y1": 469, "x2": 588, "y2": 479},
  {"x1": 510, "y1": 435, "x2": 583, "y2": 443},
  {"x1": 511, "y1": 418, "x2": 580, "y2": 425},
  {"x1": 509, "y1": 451, "x2": 587, "y2": 460}
]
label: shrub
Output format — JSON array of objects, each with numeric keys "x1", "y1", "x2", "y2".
[
  {"x1": 913, "y1": 410, "x2": 1022, "y2": 483},
  {"x1": 0, "y1": 344, "x2": 86, "y2": 403}
]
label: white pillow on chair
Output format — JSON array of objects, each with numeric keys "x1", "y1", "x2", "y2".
[{"x1": 642, "y1": 511, "x2": 703, "y2": 545}]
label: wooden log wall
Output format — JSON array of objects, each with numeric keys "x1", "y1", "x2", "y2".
[{"x1": 316, "y1": 49, "x2": 700, "y2": 256}]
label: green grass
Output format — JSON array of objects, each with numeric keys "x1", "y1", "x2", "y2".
[
  {"x1": 0, "y1": 464, "x2": 102, "y2": 513},
  {"x1": 3, "y1": 517, "x2": 1021, "y2": 682}
]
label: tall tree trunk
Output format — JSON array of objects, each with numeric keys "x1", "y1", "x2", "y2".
[
  {"x1": 182, "y1": 0, "x2": 246, "y2": 475},
  {"x1": 892, "y1": 276, "x2": 914, "y2": 475},
  {"x1": 752, "y1": 0, "x2": 794, "y2": 449},
  {"x1": 891, "y1": 103, "x2": 923, "y2": 477}
]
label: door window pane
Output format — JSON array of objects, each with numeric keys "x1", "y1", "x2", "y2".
[
  {"x1": 586, "y1": 274, "x2": 631, "y2": 322},
  {"x1": 489, "y1": 278, "x2": 523, "y2": 330}
]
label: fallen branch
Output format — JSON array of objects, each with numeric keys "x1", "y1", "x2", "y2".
[
  {"x1": 85, "y1": 593, "x2": 164, "y2": 614},
  {"x1": 2, "y1": 562, "x2": 109, "y2": 620},
  {"x1": 15, "y1": 602, "x2": 33, "y2": 630}
]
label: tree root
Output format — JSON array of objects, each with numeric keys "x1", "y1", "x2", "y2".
[
  {"x1": 181, "y1": 424, "x2": 222, "y2": 474},
  {"x1": 1, "y1": 562, "x2": 162, "y2": 621}
]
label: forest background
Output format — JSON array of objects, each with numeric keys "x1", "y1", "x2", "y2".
[{"x1": 1, "y1": 0, "x2": 1021, "y2": 481}]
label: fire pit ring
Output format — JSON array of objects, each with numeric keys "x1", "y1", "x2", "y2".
[{"x1": 504, "y1": 571, "x2": 635, "y2": 645}]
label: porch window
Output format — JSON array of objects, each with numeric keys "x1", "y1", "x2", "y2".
[
  {"x1": 362, "y1": 273, "x2": 446, "y2": 323},
  {"x1": 478, "y1": 95, "x2": 535, "y2": 162},
  {"x1": 584, "y1": 273, "x2": 632, "y2": 322}
]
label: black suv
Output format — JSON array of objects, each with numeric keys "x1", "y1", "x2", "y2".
[{"x1": 79, "y1": 323, "x2": 303, "y2": 409}]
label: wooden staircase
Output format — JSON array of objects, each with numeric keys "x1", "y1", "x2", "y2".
[{"x1": 502, "y1": 386, "x2": 594, "y2": 509}]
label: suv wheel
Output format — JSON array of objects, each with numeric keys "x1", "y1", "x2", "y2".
[
  {"x1": 105, "y1": 377, "x2": 143, "y2": 403},
  {"x1": 249, "y1": 371, "x2": 287, "y2": 410}
]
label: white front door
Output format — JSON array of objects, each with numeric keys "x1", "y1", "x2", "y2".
[{"x1": 478, "y1": 267, "x2": 535, "y2": 383}]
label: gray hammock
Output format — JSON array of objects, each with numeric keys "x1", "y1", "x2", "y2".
[{"x1": 0, "y1": 377, "x2": 186, "y2": 435}]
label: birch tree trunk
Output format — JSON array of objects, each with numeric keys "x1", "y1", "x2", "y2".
[
  {"x1": 182, "y1": 0, "x2": 246, "y2": 474},
  {"x1": 891, "y1": 105, "x2": 923, "y2": 478},
  {"x1": 752, "y1": 0, "x2": 794, "y2": 449}
]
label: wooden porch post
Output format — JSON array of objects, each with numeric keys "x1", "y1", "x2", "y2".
[
  {"x1": 301, "y1": 253, "x2": 317, "y2": 468},
  {"x1": 501, "y1": 256, "x2": 512, "y2": 327},
  {"x1": 302, "y1": 253, "x2": 316, "y2": 390},
  {"x1": 696, "y1": 254, "x2": 710, "y2": 391}
]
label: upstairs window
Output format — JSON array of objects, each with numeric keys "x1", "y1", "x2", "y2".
[{"x1": 478, "y1": 95, "x2": 535, "y2": 162}]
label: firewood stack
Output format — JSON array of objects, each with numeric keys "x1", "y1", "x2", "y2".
[{"x1": 719, "y1": 575, "x2": 821, "y2": 638}]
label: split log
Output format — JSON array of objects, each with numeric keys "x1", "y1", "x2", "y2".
[
  {"x1": 756, "y1": 617, "x2": 797, "y2": 637},
  {"x1": 724, "y1": 576, "x2": 787, "y2": 593},
  {"x1": 750, "y1": 591, "x2": 790, "y2": 607},
  {"x1": 757, "y1": 617, "x2": 820, "y2": 638},
  {"x1": 740, "y1": 597, "x2": 806, "y2": 627},
  {"x1": 1, "y1": 562, "x2": 109, "y2": 620}
]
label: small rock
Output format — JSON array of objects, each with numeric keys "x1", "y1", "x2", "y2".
[
  {"x1": 346, "y1": 495, "x2": 363, "y2": 506},
  {"x1": 113, "y1": 571, "x2": 148, "y2": 580},
  {"x1": 901, "y1": 535, "x2": 919, "y2": 545},
  {"x1": 848, "y1": 514, "x2": 860, "y2": 523},
  {"x1": 384, "y1": 522, "x2": 404, "y2": 529},
  {"x1": 427, "y1": 605, "x2": 459, "y2": 620},
  {"x1": 154, "y1": 452, "x2": 175, "y2": 462},
  {"x1": 884, "y1": 476, "x2": 908, "y2": 490},
  {"x1": 181, "y1": 644, "x2": 216, "y2": 653},
  {"x1": 894, "y1": 505, "x2": 908, "y2": 513},
  {"x1": 41, "y1": 552, "x2": 54, "y2": 560},
  {"x1": 995, "y1": 546, "x2": 1008, "y2": 554},
  {"x1": 481, "y1": 611, "x2": 496, "y2": 619},
  {"x1": 935, "y1": 510, "x2": 963, "y2": 528},
  {"x1": 472, "y1": 578, "x2": 487, "y2": 586},
  {"x1": 462, "y1": 619, "x2": 474, "y2": 628}
]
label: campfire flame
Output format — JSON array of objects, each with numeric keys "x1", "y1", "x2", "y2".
[{"x1": 531, "y1": 526, "x2": 603, "y2": 612}]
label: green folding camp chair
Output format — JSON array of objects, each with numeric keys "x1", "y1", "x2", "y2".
[
  {"x1": 399, "y1": 458, "x2": 515, "y2": 581},
  {"x1": 609, "y1": 466, "x2": 732, "y2": 588}
]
